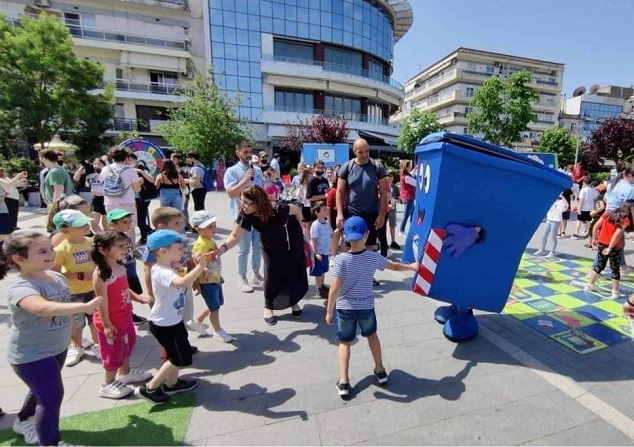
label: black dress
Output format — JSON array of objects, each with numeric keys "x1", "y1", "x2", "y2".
[{"x1": 237, "y1": 204, "x2": 308, "y2": 310}]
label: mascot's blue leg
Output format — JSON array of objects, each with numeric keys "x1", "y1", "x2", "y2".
[
  {"x1": 434, "y1": 304, "x2": 458, "y2": 325},
  {"x1": 443, "y1": 307, "x2": 479, "y2": 342}
]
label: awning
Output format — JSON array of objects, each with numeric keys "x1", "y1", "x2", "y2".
[{"x1": 357, "y1": 129, "x2": 399, "y2": 147}]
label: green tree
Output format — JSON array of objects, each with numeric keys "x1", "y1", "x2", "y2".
[
  {"x1": 0, "y1": 14, "x2": 111, "y2": 149},
  {"x1": 467, "y1": 70, "x2": 539, "y2": 147},
  {"x1": 159, "y1": 69, "x2": 253, "y2": 163},
  {"x1": 536, "y1": 127, "x2": 577, "y2": 167},
  {"x1": 397, "y1": 109, "x2": 444, "y2": 153}
]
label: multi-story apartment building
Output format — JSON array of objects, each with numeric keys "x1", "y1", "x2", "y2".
[
  {"x1": 205, "y1": 0, "x2": 413, "y2": 149},
  {"x1": 395, "y1": 47, "x2": 565, "y2": 149},
  {"x1": 2, "y1": 0, "x2": 207, "y2": 146},
  {"x1": 559, "y1": 84, "x2": 634, "y2": 139}
]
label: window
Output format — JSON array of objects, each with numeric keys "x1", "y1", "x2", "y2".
[
  {"x1": 465, "y1": 106, "x2": 473, "y2": 114},
  {"x1": 324, "y1": 45, "x2": 362, "y2": 70},
  {"x1": 149, "y1": 71, "x2": 178, "y2": 85},
  {"x1": 274, "y1": 88, "x2": 313, "y2": 112},
  {"x1": 465, "y1": 87, "x2": 475, "y2": 98},
  {"x1": 63, "y1": 12, "x2": 95, "y2": 35},
  {"x1": 486, "y1": 66, "x2": 495, "y2": 74},
  {"x1": 325, "y1": 94, "x2": 361, "y2": 119},
  {"x1": 113, "y1": 104, "x2": 125, "y2": 119},
  {"x1": 367, "y1": 101, "x2": 384, "y2": 124},
  {"x1": 369, "y1": 58, "x2": 384, "y2": 81},
  {"x1": 135, "y1": 105, "x2": 168, "y2": 131},
  {"x1": 273, "y1": 39, "x2": 313, "y2": 61}
]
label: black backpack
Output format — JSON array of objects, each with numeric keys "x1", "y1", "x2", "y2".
[{"x1": 139, "y1": 175, "x2": 158, "y2": 201}]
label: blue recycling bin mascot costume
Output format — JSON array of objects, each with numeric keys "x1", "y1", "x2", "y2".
[{"x1": 401, "y1": 132, "x2": 571, "y2": 342}]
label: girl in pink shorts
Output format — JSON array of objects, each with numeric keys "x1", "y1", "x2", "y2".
[{"x1": 91, "y1": 230, "x2": 152, "y2": 399}]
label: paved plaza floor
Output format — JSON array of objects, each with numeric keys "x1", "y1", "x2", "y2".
[{"x1": 1, "y1": 192, "x2": 634, "y2": 445}]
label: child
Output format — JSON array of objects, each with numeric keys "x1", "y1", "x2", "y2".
[
  {"x1": 189, "y1": 210, "x2": 235, "y2": 342},
  {"x1": 535, "y1": 193, "x2": 569, "y2": 259},
  {"x1": 0, "y1": 183, "x2": 11, "y2": 246},
  {"x1": 573, "y1": 176, "x2": 598, "y2": 239},
  {"x1": 309, "y1": 202, "x2": 332, "y2": 298},
  {"x1": 51, "y1": 209, "x2": 100, "y2": 366},
  {"x1": 263, "y1": 167, "x2": 280, "y2": 204},
  {"x1": 2, "y1": 231, "x2": 101, "y2": 446},
  {"x1": 107, "y1": 208, "x2": 150, "y2": 325},
  {"x1": 558, "y1": 188, "x2": 573, "y2": 238},
  {"x1": 91, "y1": 231, "x2": 152, "y2": 399},
  {"x1": 585, "y1": 183, "x2": 607, "y2": 248},
  {"x1": 48, "y1": 195, "x2": 99, "y2": 247},
  {"x1": 135, "y1": 229, "x2": 207, "y2": 404},
  {"x1": 325, "y1": 216, "x2": 417, "y2": 398},
  {"x1": 585, "y1": 202, "x2": 634, "y2": 299}
]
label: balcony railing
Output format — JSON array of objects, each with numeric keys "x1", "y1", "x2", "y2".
[
  {"x1": 64, "y1": 20, "x2": 188, "y2": 50},
  {"x1": 263, "y1": 55, "x2": 404, "y2": 92},
  {"x1": 115, "y1": 79, "x2": 180, "y2": 95},
  {"x1": 406, "y1": 69, "x2": 457, "y2": 98},
  {"x1": 265, "y1": 105, "x2": 398, "y2": 128},
  {"x1": 119, "y1": 0, "x2": 188, "y2": 9}
]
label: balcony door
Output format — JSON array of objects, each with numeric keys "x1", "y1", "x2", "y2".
[{"x1": 149, "y1": 71, "x2": 178, "y2": 94}]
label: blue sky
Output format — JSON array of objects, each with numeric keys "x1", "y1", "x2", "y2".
[{"x1": 392, "y1": 0, "x2": 634, "y2": 96}]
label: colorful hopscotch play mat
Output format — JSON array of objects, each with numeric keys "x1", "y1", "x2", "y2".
[{"x1": 503, "y1": 251, "x2": 634, "y2": 354}]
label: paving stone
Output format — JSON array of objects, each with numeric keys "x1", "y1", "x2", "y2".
[
  {"x1": 521, "y1": 418, "x2": 634, "y2": 445},
  {"x1": 205, "y1": 416, "x2": 320, "y2": 446}
]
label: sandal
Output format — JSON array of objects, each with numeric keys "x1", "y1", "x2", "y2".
[{"x1": 264, "y1": 315, "x2": 278, "y2": 326}]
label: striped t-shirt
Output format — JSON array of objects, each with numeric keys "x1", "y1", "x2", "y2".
[{"x1": 331, "y1": 250, "x2": 388, "y2": 310}]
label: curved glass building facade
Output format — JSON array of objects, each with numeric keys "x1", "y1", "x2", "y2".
[{"x1": 207, "y1": 0, "x2": 412, "y2": 142}]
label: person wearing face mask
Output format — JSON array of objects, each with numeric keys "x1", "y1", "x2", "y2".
[{"x1": 306, "y1": 160, "x2": 330, "y2": 217}]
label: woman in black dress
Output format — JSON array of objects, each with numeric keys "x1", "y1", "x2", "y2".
[{"x1": 214, "y1": 185, "x2": 308, "y2": 325}]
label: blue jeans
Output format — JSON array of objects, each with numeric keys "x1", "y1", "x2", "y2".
[
  {"x1": 335, "y1": 308, "x2": 378, "y2": 342},
  {"x1": 400, "y1": 200, "x2": 414, "y2": 233},
  {"x1": 159, "y1": 188, "x2": 182, "y2": 211},
  {"x1": 237, "y1": 228, "x2": 262, "y2": 277}
]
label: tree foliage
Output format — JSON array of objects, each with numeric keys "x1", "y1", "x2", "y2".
[
  {"x1": 0, "y1": 14, "x2": 111, "y2": 149},
  {"x1": 467, "y1": 70, "x2": 539, "y2": 147},
  {"x1": 397, "y1": 109, "x2": 444, "y2": 153},
  {"x1": 279, "y1": 115, "x2": 349, "y2": 152},
  {"x1": 585, "y1": 118, "x2": 634, "y2": 164},
  {"x1": 536, "y1": 127, "x2": 577, "y2": 167},
  {"x1": 159, "y1": 69, "x2": 253, "y2": 163}
]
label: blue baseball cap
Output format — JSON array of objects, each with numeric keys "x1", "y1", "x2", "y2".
[
  {"x1": 343, "y1": 216, "x2": 368, "y2": 241},
  {"x1": 147, "y1": 229, "x2": 186, "y2": 250}
]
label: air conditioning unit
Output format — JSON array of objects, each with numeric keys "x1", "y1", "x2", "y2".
[
  {"x1": 494, "y1": 61, "x2": 501, "y2": 67},
  {"x1": 34, "y1": 0, "x2": 51, "y2": 7}
]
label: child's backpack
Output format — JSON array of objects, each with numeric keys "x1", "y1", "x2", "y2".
[{"x1": 103, "y1": 166, "x2": 130, "y2": 198}]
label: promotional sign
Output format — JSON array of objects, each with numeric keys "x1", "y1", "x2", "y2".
[
  {"x1": 119, "y1": 139, "x2": 166, "y2": 176},
  {"x1": 302, "y1": 143, "x2": 349, "y2": 167},
  {"x1": 523, "y1": 152, "x2": 558, "y2": 170}
]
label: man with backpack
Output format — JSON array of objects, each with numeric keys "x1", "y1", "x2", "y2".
[
  {"x1": 336, "y1": 138, "x2": 389, "y2": 286},
  {"x1": 188, "y1": 152, "x2": 212, "y2": 211},
  {"x1": 100, "y1": 146, "x2": 141, "y2": 244}
]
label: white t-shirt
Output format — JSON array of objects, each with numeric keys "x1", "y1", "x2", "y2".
[
  {"x1": 578, "y1": 186, "x2": 598, "y2": 212},
  {"x1": 148, "y1": 264, "x2": 186, "y2": 326},
  {"x1": 310, "y1": 219, "x2": 333, "y2": 255},
  {"x1": 100, "y1": 162, "x2": 139, "y2": 207},
  {"x1": 546, "y1": 198, "x2": 568, "y2": 222},
  {"x1": 0, "y1": 178, "x2": 20, "y2": 200}
]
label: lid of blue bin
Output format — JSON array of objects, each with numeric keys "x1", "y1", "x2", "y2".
[{"x1": 416, "y1": 132, "x2": 571, "y2": 183}]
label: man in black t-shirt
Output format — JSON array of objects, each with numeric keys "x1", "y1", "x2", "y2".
[{"x1": 306, "y1": 159, "x2": 330, "y2": 214}]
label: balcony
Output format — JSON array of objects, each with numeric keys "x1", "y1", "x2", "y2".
[
  {"x1": 109, "y1": 118, "x2": 168, "y2": 133},
  {"x1": 405, "y1": 69, "x2": 458, "y2": 100},
  {"x1": 115, "y1": 79, "x2": 179, "y2": 95},
  {"x1": 116, "y1": 0, "x2": 188, "y2": 10},
  {"x1": 261, "y1": 55, "x2": 404, "y2": 99},
  {"x1": 65, "y1": 20, "x2": 189, "y2": 51}
]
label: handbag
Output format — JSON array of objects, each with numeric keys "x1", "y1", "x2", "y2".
[{"x1": 303, "y1": 238, "x2": 314, "y2": 269}]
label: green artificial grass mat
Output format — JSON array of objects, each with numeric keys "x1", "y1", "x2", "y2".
[{"x1": 0, "y1": 393, "x2": 195, "y2": 446}]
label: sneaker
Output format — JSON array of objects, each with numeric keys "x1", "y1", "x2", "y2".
[
  {"x1": 64, "y1": 346, "x2": 84, "y2": 367},
  {"x1": 622, "y1": 265, "x2": 633, "y2": 276},
  {"x1": 132, "y1": 314, "x2": 147, "y2": 325},
  {"x1": 572, "y1": 234, "x2": 580, "y2": 240},
  {"x1": 390, "y1": 241, "x2": 401, "y2": 250},
  {"x1": 545, "y1": 252, "x2": 557, "y2": 259},
  {"x1": 238, "y1": 276, "x2": 254, "y2": 293},
  {"x1": 318, "y1": 285, "x2": 329, "y2": 299},
  {"x1": 374, "y1": 369, "x2": 389, "y2": 385},
  {"x1": 90, "y1": 344, "x2": 101, "y2": 359},
  {"x1": 212, "y1": 329, "x2": 236, "y2": 343},
  {"x1": 161, "y1": 378, "x2": 199, "y2": 395},
  {"x1": 584, "y1": 283, "x2": 599, "y2": 292},
  {"x1": 611, "y1": 290, "x2": 620, "y2": 300},
  {"x1": 135, "y1": 384, "x2": 169, "y2": 405},
  {"x1": 118, "y1": 368, "x2": 152, "y2": 385},
  {"x1": 99, "y1": 381, "x2": 133, "y2": 400},
  {"x1": 336, "y1": 380, "x2": 351, "y2": 398},
  {"x1": 187, "y1": 319, "x2": 208, "y2": 337},
  {"x1": 533, "y1": 250, "x2": 546, "y2": 256},
  {"x1": 252, "y1": 272, "x2": 265, "y2": 286},
  {"x1": 13, "y1": 417, "x2": 38, "y2": 445}
]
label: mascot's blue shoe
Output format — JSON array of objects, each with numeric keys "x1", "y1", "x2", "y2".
[
  {"x1": 434, "y1": 304, "x2": 458, "y2": 325},
  {"x1": 443, "y1": 309, "x2": 478, "y2": 342}
]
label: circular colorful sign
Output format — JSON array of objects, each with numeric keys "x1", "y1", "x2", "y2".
[{"x1": 119, "y1": 139, "x2": 165, "y2": 176}]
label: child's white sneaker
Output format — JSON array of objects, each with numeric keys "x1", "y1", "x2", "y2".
[
  {"x1": 118, "y1": 368, "x2": 152, "y2": 385},
  {"x1": 90, "y1": 344, "x2": 101, "y2": 359},
  {"x1": 13, "y1": 417, "x2": 38, "y2": 445},
  {"x1": 584, "y1": 283, "x2": 599, "y2": 292},
  {"x1": 534, "y1": 250, "x2": 546, "y2": 256},
  {"x1": 64, "y1": 346, "x2": 83, "y2": 367},
  {"x1": 621, "y1": 265, "x2": 633, "y2": 276},
  {"x1": 545, "y1": 252, "x2": 557, "y2": 259},
  {"x1": 99, "y1": 381, "x2": 133, "y2": 400},
  {"x1": 611, "y1": 290, "x2": 620, "y2": 300},
  {"x1": 187, "y1": 319, "x2": 208, "y2": 337},
  {"x1": 213, "y1": 329, "x2": 235, "y2": 343}
]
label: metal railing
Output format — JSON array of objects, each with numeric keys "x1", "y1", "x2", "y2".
[
  {"x1": 64, "y1": 19, "x2": 188, "y2": 50},
  {"x1": 263, "y1": 55, "x2": 404, "y2": 92},
  {"x1": 120, "y1": 0, "x2": 187, "y2": 9},
  {"x1": 264, "y1": 105, "x2": 398, "y2": 128},
  {"x1": 406, "y1": 69, "x2": 457, "y2": 98},
  {"x1": 115, "y1": 79, "x2": 180, "y2": 95}
]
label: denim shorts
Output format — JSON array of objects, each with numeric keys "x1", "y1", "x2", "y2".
[
  {"x1": 70, "y1": 291, "x2": 95, "y2": 329},
  {"x1": 200, "y1": 283, "x2": 224, "y2": 311},
  {"x1": 335, "y1": 308, "x2": 377, "y2": 342}
]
